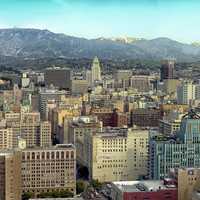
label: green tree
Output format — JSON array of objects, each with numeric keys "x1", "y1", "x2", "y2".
[
  {"x1": 22, "y1": 192, "x2": 34, "y2": 200},
  {"x1": 37, "y1": 190, "x2": 73, "y2": 198},
  {"x1": 76, "y1": 180, "x2": 87, "y2": 194},
  {"x1": 91, "y1": 179, "x2": 103, "y2": 190}
]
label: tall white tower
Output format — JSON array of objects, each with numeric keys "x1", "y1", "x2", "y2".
[{"x1": 91, "y1": 56, "x2": 101, "y2": 84}]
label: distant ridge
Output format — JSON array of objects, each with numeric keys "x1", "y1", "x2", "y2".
[{"x1": 0, "y1": 28, "x2": 200, "y2": 61}]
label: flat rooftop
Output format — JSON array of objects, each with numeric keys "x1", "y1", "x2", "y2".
[
  {"x1": 113, "y1": 180, "x2": 176, "y2": 193},
  {"x1": 30, "y1": 198, "x2": 83, "y2": 200}
]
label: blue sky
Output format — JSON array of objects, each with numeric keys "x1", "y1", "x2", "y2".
[{"x1": 0, "y1": 0, "x2": 200, "y2": 42}]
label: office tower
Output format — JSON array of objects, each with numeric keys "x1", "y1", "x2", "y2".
[
  {"x1": 114, "y1": 70, "x2": 132, "y2": 89},
  {"x1": 20, "y1": 112, "x2": 41, "y2": 148},
  {"x1": 21, "y1": 73, "x2": 30, "y2": 88},
  {"x1": 86, "y1": 70, "x2": 92, "y2": 87},
  {"x1": 0, "y1": 150, "x2": 22, "y2": 200},
  {"x1": 40, "y1": 121, "x2": 52, "y2": 147},
  {"x1": 177, "y1": 81, "x2": 196, "y2": 105},
  {"x1": 5, "y1": 112, "x2": 21, "y2": 148},
  {"x1": 131, "y1": 108, "x2": 162, "y2": 127},
  {"x1": 159, "y1": 113, "x2": 183, "y2": 135},
  {"x1": 0, "y1": 128, "x2": 13, "y2": 150},
  {"x1": 39, "y1": 88, "x2": 68, "y2": 120},
  {"x1": 22, "y1": 144, "x2": 76, "y2": 196},
  {"x1": 78, "y1": 127, "x2": 149, "y2": 182},
  {"x1": 44, "y1": 68, "x2": 71, "y2": 90},
  {"x1": 160, "y1": 59, "x2": 175, "y2": 81},
  {"x1": 149, "y1": 110, "x2": 200, "y2": 180},
  {"x1": 91, "y1": 56, "x2": 101, "y2": 84},
  {"x1": 163, "y1": 79, "x2": 181, "y2": 95},
  {"x1": 68, "y1": 116, "x2": 102, "y2": 165},
  {"x1": 20, "y1": 112, "x2": 52, "y2": 148},
  {"x1": 52, "y1": 104, "x2": 81, "y2": 143},
  {"x1": 71, "y1": 79, "x2": 89, "y2": 95},
  {"x1": 130, "y1": 75, "x2": 151, "y2": 92}
]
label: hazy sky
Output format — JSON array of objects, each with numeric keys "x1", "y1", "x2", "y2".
[{"x1": 0, "y1": 0, "x2": 200, "y2": 42}]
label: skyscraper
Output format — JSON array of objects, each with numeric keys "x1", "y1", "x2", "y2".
[
  {"x1": 91, "y1": 56, "x2": 101, "y2": 85},
  {"x1": 160, "y1": 59, "x2": 175, "y2": 81}
]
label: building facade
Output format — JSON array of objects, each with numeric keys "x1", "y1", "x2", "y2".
[
  {"x1": 21, "y1": 144, "x2": 76, "y2": 196},
  {"x1": 149, "y1": 111, "x2": 200, "y2": 179},
  {"x1": 0, "y1": 150, "x2": 22, "y2": 200}
]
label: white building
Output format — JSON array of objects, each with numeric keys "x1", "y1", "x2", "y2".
[
  {"x1": 91, "y1": 56, "x2": 101, "y2": 85},
  {"x1": 177, "y1": 81, "x2": 196, "y2": 105}
]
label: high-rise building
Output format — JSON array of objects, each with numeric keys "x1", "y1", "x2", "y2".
[
  {"x1": 149, "y1": 110, "x2": 200, "y2": 179},
  {"x1": 68, "y1": 116, "x2": 102, "y2": 165},
  {"x1": 22, "y1": 144, "x2": 76, "y2": 196},
  {"x1": 91, "y1": 56, "x2": 101, "y2": 84},
  {"x1": 177, "y1": 81, "x2": 196, "y2": 105},
  {"x1": 130, "y1": 75, "x2": 151, "y2": 92},
  {"x1": 40, "y1": 121, "x2": 52, "y2": 147},
  {"x1": 81, "y1": 127, "x2": 149, "y2": 182},
  {"x1": 44, "y1": 68, "x2": 71, "y2": 90},
  {"x1": 0, "y1": 128, "x2": 13, "y2": 150},
  {"x1": 160, "y1": 59, "x2": 175, "y2": 81},
  {"x1": 71, "y1": 79, "x2": 89, "y2": 95},
  {"x1": 131, "y1": 108, "x2": 162, "y2": 127},
  {"x1": 39, "y1": 88, "x2": 68, "y2": 120},
  {"x1": 0, "y1": 150, "x2": 22, "y2": 200}
]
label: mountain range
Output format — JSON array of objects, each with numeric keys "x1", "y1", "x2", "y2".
[{"x1": 0, "y1": 28, "x2": 200, "y2": 62}]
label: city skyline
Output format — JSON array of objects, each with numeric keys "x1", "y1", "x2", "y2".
[{"x1": 0, "y1": 0, "x2": 200, "y2": 43}]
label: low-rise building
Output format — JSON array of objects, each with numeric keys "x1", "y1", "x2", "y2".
[{"x1": 110, "y1": 179, "x2": 177, "y2": 200}]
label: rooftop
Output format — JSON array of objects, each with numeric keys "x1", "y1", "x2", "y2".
[
  {"x1": 113, "y1": 180, "x2": 176, "y2": 193},
  {"x1": 23, "y1": 144, "x2": 75, "y2": 151},
  {"x1": 95, "y1": 127, "x2": 128, "y2": 138}
]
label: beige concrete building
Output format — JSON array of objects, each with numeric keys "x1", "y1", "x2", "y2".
[
  {"x1": 159, "y1": 119, "x2": 181, "y2": 135},
  {"x1": 5, "y1": 112, "x2": 21, "y2": 148},
  {"x1": 0, "y1": 128, "x2": 13, "y2": 150},
  {"x1": 84, "y1": 127, "x2": 149, "y2": 182},
  {"x1": 22, "y1": 144, "x2": 76, "y2": 196},
  {"x1": 68, "y1": 116, "x2": 102, "y2": 165},
  {"x1": 20, "y1": 112, "x2": 52, "y2": 148},
  {"x1": 72, "y1": 79, "x2": 89, "y2": 95},
  {"x1": 40, "y1": 121, "x2": 52, "y2": 147},
  {"x1": 163, "y1": 79, "x2": 181, "y2": 95},
  {"x1": 0, "y1": 150, "x2": 22, "y2": 200},
  {"x1": 171, "y1": 168, "x2": 200, "y2": 200}
]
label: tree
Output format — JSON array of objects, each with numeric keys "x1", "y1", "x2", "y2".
[
  {"x1": 76, "y1": 180, "x2": 87, "y2": 194},
  {"x1": 22, "y1": 192, "x2": 34, "y2": 200},
  {"x1": 91, "y1": 179, "x2": 103, "y2": 190},
  {"x1": 37, "y1": 190, "x2": 73, "y2": 198}
]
